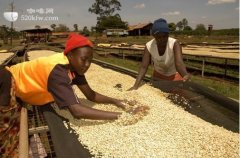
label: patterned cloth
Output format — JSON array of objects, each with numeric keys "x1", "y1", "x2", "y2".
[{"x1": 0, "y1": 77, "x2": 21, "y2": 158}]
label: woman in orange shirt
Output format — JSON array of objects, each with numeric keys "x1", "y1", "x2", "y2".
[{"x1": 0, "y1": 33, "x2": 148, "y2": 157}]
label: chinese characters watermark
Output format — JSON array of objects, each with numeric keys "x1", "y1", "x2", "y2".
[{"x1": 21, "y1": 8, "x2": 59, "y2": 21}]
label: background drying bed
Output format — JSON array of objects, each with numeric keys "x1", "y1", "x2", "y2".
[
  {"x1": 27, "y1": 50, "x2": 57, "y2": 60},
  {"x1": 0, "y1": 52, "x2": 14, "y2": 64}
]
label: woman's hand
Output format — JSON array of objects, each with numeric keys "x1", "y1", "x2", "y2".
[
  {"x1": 114, "y1": 99, "x2": 150, "y2": 116},
  {"x1": 114, "y1": 99, "x2": 128, "y2": 109},
  {"x1": 127, "y1": 106, "x2": 150, "y2": 115},
  {"x1": 183, "y1": 74, "x2": 191, "y2": 82},
  {"x1": 127, "y1": 86, "x2": 138, "y2": 91}
]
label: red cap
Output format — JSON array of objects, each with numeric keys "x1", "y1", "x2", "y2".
[{"x1": 64, "y1": 33, "x2": 93, "y2": 55}]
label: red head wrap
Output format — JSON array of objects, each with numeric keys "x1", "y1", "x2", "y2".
[{"x1": 64, "y1": 33, "x2": 93, "y2": 55}]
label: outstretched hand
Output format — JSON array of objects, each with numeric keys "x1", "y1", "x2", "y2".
[
  {"x1": 114, "y1": 99, "x2": 127, "y2": 109},
  {"x1": 127, "y1": 106, "x2": 150, "y2": 115},
  {"x1": 114, "y1": 99, "x2": 138, "y2": 109},
  {"x1": 114, "y1": 99, "x2": 150, "y2": 115},
  {"x1": 183, "y1": 74, "x2": 191, "y2": 82}
]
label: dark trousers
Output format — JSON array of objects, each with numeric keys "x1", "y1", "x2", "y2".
[
  {"x1": 0, "y1": 66, "x2": 12, "y2": 106},
  {"x1": 0, "y1": 66, "x2": 20, "y2": 158}
]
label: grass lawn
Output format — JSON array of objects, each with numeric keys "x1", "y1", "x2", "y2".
[
  {"x1": 184, "y1": 61, "x2": 239, "y2": 78},
  {"x1": 0, "y1": 39, "x2": 22, "y2": 50}
]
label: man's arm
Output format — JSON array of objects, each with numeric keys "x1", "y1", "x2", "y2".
[
  {"x1": 129, "y1": 46, "x2": 151, "y2": 90},
  {"x1": 173, "y1": 40, "x2": 190, "y2": 81}
]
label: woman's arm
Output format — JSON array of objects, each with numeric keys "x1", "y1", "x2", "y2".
[
  {"x1": 173, "y1": 40, "x2": 190, "y2": 81},
  {"x1": 77, "y1": 84, "x2": 126, "y2": 109},
  {"x1": 129, "y1": 46, "x2": 151, "y2": 90},
  {"x1": 68, "y1": 102, "x2": 149, "y2": 120},
  {"x1": 72, "y1": 83, "x2": 149, "y2": 120},
  {"x1": 68, "y1": 103, "x2": 121, "y2": 120}
]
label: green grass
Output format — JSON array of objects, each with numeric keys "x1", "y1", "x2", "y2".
[
  {"x1": 93, "y1": 53, "x2": 239, "y2": 100},
  {"x1": 0, "y1": 39, "x2": 22, "y2": 50},
  {"x1": 185, "y1": 61, "x2": 239, "y2": 78},
  {"x1": 93, "y1": 53, "x2": 153, "y2": 76},
  {"x1": 191, "y1": 76, "x2": 239, "y2": 100}
]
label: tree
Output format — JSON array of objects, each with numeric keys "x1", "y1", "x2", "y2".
[
  {"x1": 0, "y1": 25, "x2": 10, "y2": 44},
  {"x1": 81, "y1": 26, "x2": 90, "y2": 36},
  {"x1": 176, "y1": 21, "x2": 183, "y2": 30},
  {"x1": 55, "y1": 24, "x2": 70, "y2": 32},
  {"x1": 51, "y1": 24, "x2": 56, "y2": 31},
  {"x1": 73, "y1": 24, "x2": 78, "y2": 32},
  {"x1": 168, "y1": 23, "x2": 176, "y2": 31},
  {"x1": 91, "y1": 26, "x2": 96, "y2": 32},
  {"x1": 182, "y1": 18, "x2": 188, "y2": 29},
  {"x1": 195, "y1": 24, "x2": 206, "y2": 31},
  {"x1": 89, "y1": 0, "x2": 127, "y2": 32},
  {"x1": 0, "y1": 25, "x2": 19, "y2": 44},
  {"x1": 35, "y1": 25, "x2": 41, "y2": 29},
  {"x1": 89, "y1": 0, "x2": 121, "y2": 17},
  {"x1": 176, "y1": 21, "x2": 183, "y2": 31},
  {"x1": 96, "y1": 14, "x2": 128, "y2": 32},
  {"x1": 183, "y1": 26, "x2": 192, "y2": 31}
]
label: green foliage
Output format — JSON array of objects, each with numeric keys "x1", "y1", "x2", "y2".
[
  {"x1": 73, "y1": 24, "x2": 79, "y2": 32},
  {"x1": 89, "y1": 0, "x2": 121, "y2": 17},
  {"x1": 176, "y1": 21, "x2": 183, "y2": 31},
  {"x1": 195, "y1": 24, "x2": 206, "y2": 31},
  {"x1": 176, "y1": 18, "x2": 188, "y2": 31},
  {"x1": 183, "y1": 26, "x2": 193, "y2": 31},
  {"x1": 182, "y1": 18, "x2": 188, "y2": 29},
  {"x1": 168, "y1": 23, "x2": 176, "y2": 31},
  {"x1": 211, "y1": 28, "x2": 239, "y2": 36},
  {"x1": 0, "y1": 25, "x2": 20, "y2": 44},
  {"x1": 55, "y1": 24, "x2": 70, "y2": 32},
  {"x1": 50, "y1": 24, "x2": 56, "y2": 31},
  {"x1": 80, "y1": 26, "x2": 90, "y2": 36},
  {"x1": 89, "y1": 0, "x2": 127, "y2": 33},
  {"x1": 176, "y1": 18, "x2": 191, "y2": 31},
  {"x1": 96, "y1": 14, "x2": 128, "y2": 32},
  {"x1": 0, "y1": 25, "x2": 10, "y2": 38}
]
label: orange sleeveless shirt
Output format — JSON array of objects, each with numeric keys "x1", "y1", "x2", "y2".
[{"x1": 6, "y1": 53, "x2": 70, "y2": 105}]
